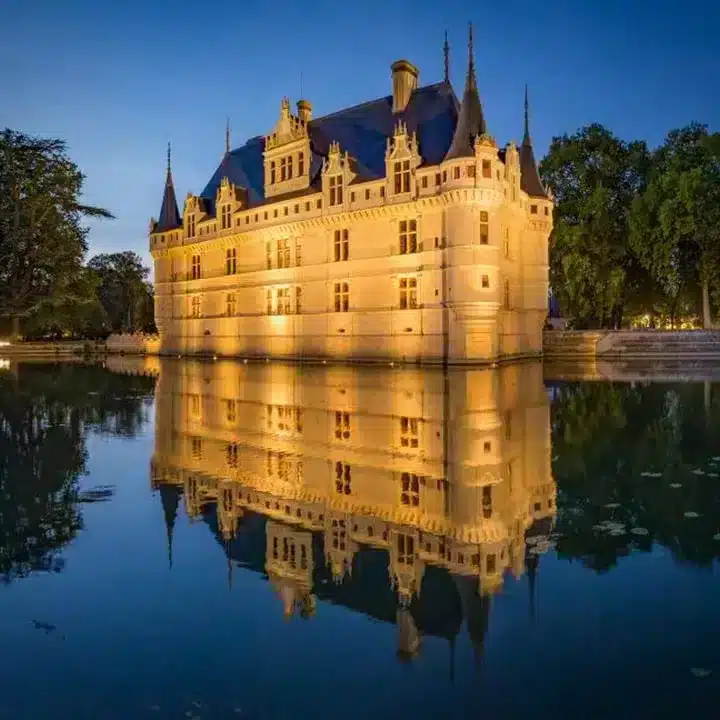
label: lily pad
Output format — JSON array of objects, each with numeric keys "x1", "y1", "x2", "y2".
[
  {"x1": 709, "y1": 473, "x2": 720, "y2": 478},
  {"x1": 684, "y1": 511, "x2": 700, "y2": 519},
  {"x1": 691, "y1": 667, "x2": 712, "y2": 679},
  {"x1": 609, "y1": 529, "x2": 626, "y2": 536},
  {"x1": 713, "y1": 533, "x2": 720, "y2": 541},
  {"x1": 604, "y1": 503, "x2": 620, "y2": 509},
  {"x1": 669, "y1": 483, "x2": 683, "y2": 489},
  {"x1": 630, "y1": 527, "x2": 649, "y2": 536},
  {"x1": 692, "y1": 469, "x2": 706, "y2": 475},
  {"x1": 641, "y1": 471, "x2": 662, "y2": 478}
]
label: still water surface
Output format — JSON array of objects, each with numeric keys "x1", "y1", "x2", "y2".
[{"x1": 0, "y1": 358, "x2": 718, "y2": 719}]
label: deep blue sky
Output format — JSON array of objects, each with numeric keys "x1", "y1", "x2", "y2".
[{"x1": 2, "y1": 0, "x2": 718, "y2": 267}]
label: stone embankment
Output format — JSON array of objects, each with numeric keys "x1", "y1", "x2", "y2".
[{"x1": 544, "y1": 330, "x2": 720, "y2": 359}]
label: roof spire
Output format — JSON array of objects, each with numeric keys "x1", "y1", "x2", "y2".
[
  {"x1": 225, "y1": 118, "x2": 231, "y2": 156},
  {"x1": 443, "y1": 31, "x2": 450, "y2": 84},
  {"x1": 443, "y1": 21, "x2": 487, "y2": 160},
  {"x1": 518, "y1": 85, "x2": 548, "y2": 197},
  {"x1": 154, "y1": 142, "x2": 182, "y2": 233}
]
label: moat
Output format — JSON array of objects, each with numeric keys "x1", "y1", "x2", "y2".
[{"x1": 0, "y1": 358, "x2": 718, "y2": 719}]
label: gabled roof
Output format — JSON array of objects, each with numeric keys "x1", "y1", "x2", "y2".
[
  {"x1": 154, "y1": 144, "x2": 182, "y2": 232},
  {"x1": 200, "y1": 81, "x2": 459, "y2": 206},
  {"x1": 519, "y1": 86, "x2": 548, "y2": 198}
]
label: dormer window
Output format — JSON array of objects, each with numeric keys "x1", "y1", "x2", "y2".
[
  {"x1": 221, "y1": 204, "x2": 232, "y2": 229},
  {"x1": 482, "y1": 160, "x2": 491, "y2": 178},
  {"x1": 329, "y1": 175, "x2": 343, "y2": 206},
  {"x1": 271, "y1": 161, "x2": 276, "y2": 184},
  {"x1": 298, "y1": 152, "x2": 305, "y2": 176},
  {"x1": 394, "y1": 160, "x2": 410, "y2": 194},
  {"x1": 187, "y1": 215, "x2": 196, "y2": 238},
  {"x1": 280, "y1": 156, "x2": 294, "y2": 181}
]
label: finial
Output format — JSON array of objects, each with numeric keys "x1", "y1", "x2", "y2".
[
  {"x1": 468, "y1": 22, "x2": 474, "y2": 70},
  {"x1": 166, "y1": 142, "x2": 171, "y2": 175},
  {"x1": 225, "y1": 117, "x2": 231, "y2": 155},
  {"x1": 443, "y1": 31, "x2": 450, "y2": 83},
  {"x1": 524, "y1": 84, "x2": 530, "y2": 141}
]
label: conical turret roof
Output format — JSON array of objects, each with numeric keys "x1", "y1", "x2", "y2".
[
  {"x1": 444, "y1": 23, "x2": 488, "y2": 161},
  {"x1": 519, "y1": 87, "x2": 548, "y2": 198},
  {"x1": 155, "y1": 143, "x2": 182, "y2": 232}
]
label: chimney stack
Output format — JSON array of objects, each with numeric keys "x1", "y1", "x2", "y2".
[
  {"x1": 297, "y1": 99, "x2": 312, "y2": 124},
  {"x1": 391, "y1": 60, "x2": 419, "y2": 113}
]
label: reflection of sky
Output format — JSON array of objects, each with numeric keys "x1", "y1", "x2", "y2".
[
  {"x1": 0, "y1": 405, "x2": 717, "y2": 717},
  {"x1": 2, "y1": 0, "x2": 719, "y2": 268}
]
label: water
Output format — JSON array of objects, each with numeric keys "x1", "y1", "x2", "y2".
[{"x1": 0, "y1": 358, "x2": 718, "y2": 719}]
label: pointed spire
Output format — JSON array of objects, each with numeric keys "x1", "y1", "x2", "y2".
[
  {"x1": 443, "y1": 22, "x2": 488, "y2": 160},
  {"x1": 159, "y1": 484, "x2": 181, "y2": 570},
  {"x1": 443, "y1": 31, "x2": 450, "y2": 84},
  {"x1": 519, "y1": 86, "x2": 548, "y2": 198},
  {"x1": 154, "y1": 142, "x2": 182, "y2": 232},
  {"x1": 225, "y1": 118, "x2": 231, "y2": 156}
]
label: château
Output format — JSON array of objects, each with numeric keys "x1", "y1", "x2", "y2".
[{"x1": 149, "y1": 28, "x2": 552, "y2": 363}]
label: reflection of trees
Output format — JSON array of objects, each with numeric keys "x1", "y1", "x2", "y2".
[
  {"x1": 551, "y1": 381, "x2": 720, "y2": 571},
  {"x1": 0, "y1": 363, "x2": 156, "y2": 582}
]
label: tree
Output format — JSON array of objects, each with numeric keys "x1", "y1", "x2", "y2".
[
  {"x1": 540, "y1": 124, "x2": 651, "y2": 328},
  {"x1": 0, "y1": 129, "x2": 114, "y2": 339},
  {"x1": 23, "y1": 267, "x2": 109, "y2": 340},
  {"x1": 629, "y1": 124, "x2": 720, "y2": 328},
  {"x1": 88, "y1": 251, "x2": 155, "y2": 333}
]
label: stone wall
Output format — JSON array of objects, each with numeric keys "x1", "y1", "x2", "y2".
[
  {"x1": 544, "y1": 330, "x2": 720, "y2": 359},
  {"x1": 105, "y1": 333, "x2": 160, "y2": 355}
]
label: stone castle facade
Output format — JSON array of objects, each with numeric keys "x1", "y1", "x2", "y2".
[{"x1": 149, "y1": 29, "x2": 553, "y2": 363}]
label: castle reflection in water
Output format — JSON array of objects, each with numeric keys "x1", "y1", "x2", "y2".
[{"x1": 148, "y1": 358, "x2": 555, "y2": 661}]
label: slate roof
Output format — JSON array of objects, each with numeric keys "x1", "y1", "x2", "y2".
[
  {"x1": 444, "y1": 30, "x2": 487, "y2": 160},
  {"x1": 154, "y1": 161, "x2": 182, "y2": 232},
  {"x1": 519, "y1": 87, "x2": 548, "y2": 198},
  {"x1": 199, "y1": 81, "x2": 459, "y2": 209}
]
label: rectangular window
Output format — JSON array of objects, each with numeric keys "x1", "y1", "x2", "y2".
[
  {"x1": 531, "y1": 204, "x2": 538, "y2": 215},
  {"x1": 400, "y1": 417, "x2": 419, "y2": 448},
  {"x1": 298, "y1": 152, "x2": 304, "y2": 176},
  {"x1": 394, "y1": 160, "x2": 411, "y2": 194},
  {"x1": 270, "y1": 161, "x2": 276, "y2": 184},
  {"x1": 453, "y1": 166, "x2": 460, "y2": 179},
  {"x1": 280, "y1": 157, "x2": 287, "y2": 181},
  {"x1": 295, "y1": 286, "x2": 302, "y2": 314},
  {"x1": 221, "y1": 204, "x2": 232, "y2": 229},
  {"x1": 334, "y1": 282, "x2": 349, "y2": 312},
  {"x1": 295, "y1": 239, "x2": 302, "y2": 266},
  {"x1": 277, "y1": 287, "x2": 292, "y2": 315},
  {"x1": 335, "y1": 462, "x2": 351, "y2": 495},
  {"x1": 398, "y1": 534, "x2": 414, "y2": 565},
  {"x1": 225, "y1": 399, "x2": 236, "y2": 423},
  {"x1": 401, "y1": 472, "x2": 420, "y2": 506},
  {"x1": 482, "y1": 159, "x2": 492, "y2": 178},
  {"x1": 305, "y1": 201, "x2": 311, "y2": 211},
  {"x1": 421, "y1": 176, "x2": 428, "y2": 189},
  {"x1": 329, "y1": 175, "x2": 343, "y2": 206},
  {"x1": 287, "y1": 155, "x2": 293, "y2": 179},
  {"x1": 435, "y1": 172, "x2": 441, "y2": 185},
  {"x1": 225, "y1": 248, "x2": 237, "y2": 274},
  {"x1": 277, "y1": 238, "x2": 290, "y2": 268},
  {"x1": 479, "y1": 211, "x2": 489, "y2": 245},
  {"x1": 399, "y1": 277, "x2": 418, "y2": 309},
  {"x1": 191, "y1": 296, "x2": 201, "y2": 318},
  {"x1": 191, "y1": 254, "x2": 201, "y2": 280},
  {"x1": 399, "y1": 219, "x2": 418, "y2": 254},
  {"x1": 334, "y1": 229, "x2": 349, "y2": 261},
  {"x1": 504, "y1": 280, "x2": 510, "y2": 309},
  {"x1": 468, "y1": 165, "x2": 476, "y2": 178},
  {"x1": 266, "y1": 289, "x2": 273, "y2": 315},
  {"x1": 365, "y1": 189, "x2": 371, "y2": 200},
  {"x1": 187, "y1": 215, "x2": 196, "y2": 238},
  {"x1": 334, "y1": 411, "x2": 350, "y2": 441},
  {"x1": 226, "y1": 293, "x2": 236, "y2": 317},
  {"x1": 266, "y1": 242, "x2": 272, "y2": 270},
  {"x1": 481, "y1": 275, "x2": 490, "y2": 289}
]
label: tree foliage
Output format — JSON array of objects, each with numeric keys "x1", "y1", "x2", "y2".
[
  {"x1": 88, "y1": 251, "x2": 156, "y2": 334},
  {"x1": 0, "y1": 129, "x2": 113, "y2": 334},
  {"x1": 629, "y1": 124, "x2": 720, "y2": 327},
  {"x1": 540, "y1": 124, "x2": 651, "y2": 328}
]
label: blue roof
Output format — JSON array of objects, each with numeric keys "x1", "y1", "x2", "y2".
[{"x1": 200, "y1": 82, "x2": 459, "y2": 206}]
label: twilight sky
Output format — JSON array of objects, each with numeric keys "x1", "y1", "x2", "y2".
[{"x1": 2, "y1": 0, "x2": 718, "y2": 268}]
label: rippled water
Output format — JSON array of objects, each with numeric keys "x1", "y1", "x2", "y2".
[{"x1": 0, "y1": 358, "x2": 717, "y2": 719}]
